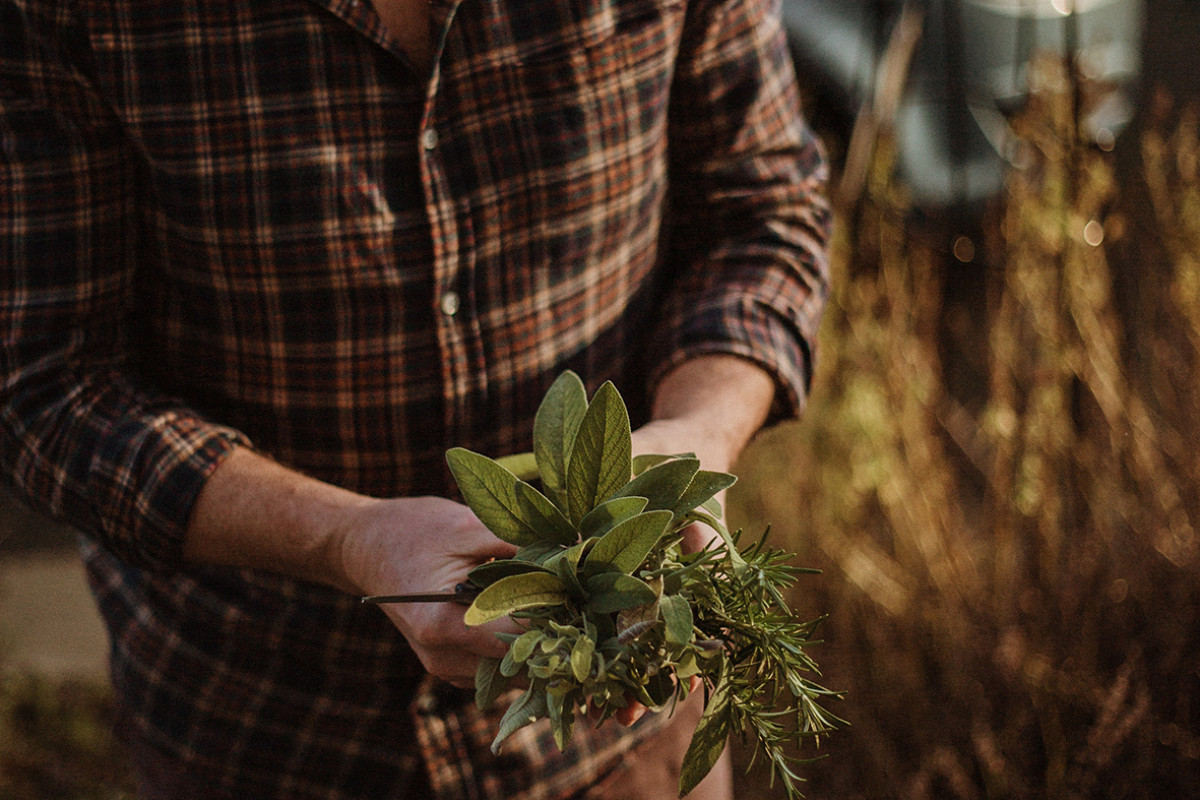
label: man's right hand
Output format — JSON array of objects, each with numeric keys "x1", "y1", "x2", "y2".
[
  {"x1": 339, "y1": 495, "x2": 519, "y2": 687},
  {"x1": 184, "y1": 446, "x2": 519, "y2": 689}
]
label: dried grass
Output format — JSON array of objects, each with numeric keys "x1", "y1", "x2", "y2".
[{"x1": 731, "y1": 60, "x2": 1200, "y2": 799}]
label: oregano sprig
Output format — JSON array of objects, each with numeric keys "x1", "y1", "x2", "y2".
[{"x1": 445, "y1": 371, "x2": 842, "y2": 798}]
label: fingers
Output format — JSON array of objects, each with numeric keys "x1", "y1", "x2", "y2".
[
  {"x1": 382, "y1": 596, "x2": 521, "y2": 685},
  {"x1": 615, "y1": 702, "x2": 647, "y2": 726}
]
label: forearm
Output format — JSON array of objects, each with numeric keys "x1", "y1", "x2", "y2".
[
  {"x1": 183, "y1": 444, "x2": 519, "y2": 686},
  {"x1": 640, "y1": 354, "x2": 776, "y2": 473},
  {"x1": 656, "y1": 0, "x2": 831, "y2": 421},
  {"x1": 182, "y1": 446, "x2": 372, "y2": 593}
]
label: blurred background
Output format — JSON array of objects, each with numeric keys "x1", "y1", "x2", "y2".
[{"x1": 3, "y1": 0, "x2": 1199, "y2": 797}]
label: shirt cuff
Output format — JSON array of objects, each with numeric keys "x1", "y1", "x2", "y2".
[
  {"x1": 646, "y1": 291, "x2": 818, "y2": 427},
  {"x1": 90, "y1": 412, "x2": 251, "y2": 574}
]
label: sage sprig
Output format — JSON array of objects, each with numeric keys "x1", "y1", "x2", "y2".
[{"x1": 446, "y1": 371, "x2": 842, "y2": 798}]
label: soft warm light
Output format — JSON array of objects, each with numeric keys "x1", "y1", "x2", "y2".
[
  {"x1": 964, "y1": 0, "x2": 1109, "y2": 15},
  {"x1": 1084, "y1": 219, "x2": 1105, "y2": 246},
  {"x1": 953, "y1": 235, "x2": 977, "y2": 263}
]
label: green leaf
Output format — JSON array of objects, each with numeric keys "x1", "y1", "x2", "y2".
[
  {"x1": 514, "y1": 542, "x2": 563, "y2": 564},
  {"x1": 499, "y1": 648, "x2": 521, "y2": 677},
  {"x1": 675, "y1": 650, "x2": 701, "y2": 679},
  {"x1": 679, "y1": 659, "x2": 734, "y2": 798},
  {"x1": 515, "y1": 481, "x2": 577, "y2": 545},
  {"x1": 547, "y1": 688, "x2": 575, "y2": 750},
  {"x1": 533, "y1": 371, "x2": 588, "y2": 507},
  {"x1": 467, "y1": 559, "x2": 553, "y2": 588},
  {"x1": 475, "y1": 656, "x2": 508, "y2": 710},
  {"x1": 660, "y1": 593, "x2": 694, "y2": 646},
  {"x1": 566, "y1": 382, "x2": 632, "y2": 524},
  {"x1": 673, "y1": 470, "x2": 737, "y2": 518},
  {"x1": 612, "y1": 458, "x2": 700, "y2": 513},
  {"x1": 632, "y1": 452, "x2": 694, "y2": 475},
  {"x1": 492, "y1": 682, "x2": 549, "y2": 754},
  {"x1": 495, "y1": 451, "x2": 540, "y2": 481},
  {"x1": 584, "y1": 572, "x2": 658, "y2": 612},
  {"x1": 545, "y1": 539, "x2": 590, "y2": 597},
  {"x1": 511, "y1": 629, "x2": 542, "y2": 663},
  {"x1": 447, "y1": 447, "x2": 576, "y2": 546},
  {"x1": 579, "y1": 496, "x2": 649, "y2": 539},
  {"x1": 570, "y1": 635, "x2": 595, "y2": 683},
  {"x1": 585, "y1": 509, "x2": 672, "y2": 576},
  {"x1": 464, "y1": 572, "x2": 569, "y2": 625},
  {"x1": 700, "y1": 496, "x2": 723, "y2": 517}
]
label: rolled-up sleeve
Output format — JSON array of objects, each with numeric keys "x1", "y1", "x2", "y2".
[
  {"x1": 651, "y1": 0, "x2": 831, "y2": 420},
  {"x1": 0, "y1": 3, "x2": 247, "y2": 572}
]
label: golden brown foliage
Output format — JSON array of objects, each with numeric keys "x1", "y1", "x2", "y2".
[{"x1": 732, "y1": 62, "x2": 1200, "y2": 799}]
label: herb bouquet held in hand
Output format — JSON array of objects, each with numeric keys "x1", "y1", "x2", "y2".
[{"x1": 446, "y1": 372, "x2": 842, "y2": 798}]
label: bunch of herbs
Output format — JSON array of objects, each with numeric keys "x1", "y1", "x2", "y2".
[{"x1": 445, "y1": 371, "x2": 840, "y2": 798}]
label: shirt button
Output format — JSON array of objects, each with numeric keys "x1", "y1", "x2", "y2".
[
  {"x1": 421, "y1": 127, "x2": 439, "y2": 150},
  {"x1": 440, "y1": 291, "x2": 461, "y2": 317}
]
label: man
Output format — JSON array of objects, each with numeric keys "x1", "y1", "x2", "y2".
[{"x1": 0, "y1": 0, "x2": 830, "y2": 797}]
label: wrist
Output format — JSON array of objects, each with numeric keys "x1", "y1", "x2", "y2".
[{"x1": 646, "y1": 355, "x2": 775, "y2": 471}]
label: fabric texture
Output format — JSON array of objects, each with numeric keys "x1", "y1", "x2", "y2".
[{"x1": 0, "y1": 0, "x2": 830, "y2": 797}]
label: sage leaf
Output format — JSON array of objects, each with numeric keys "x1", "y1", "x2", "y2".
[
  {"x1": 492, "y1": 682, "x2": 549, "y2": 754},
  {"x1": 515, "y1": 481, "x2": 577, "y2": 545},
  {"x1": 566, "y1": 381, "x2": 631, "y2": 524},
  {"x1": 584, "y1": 572, "x2": 658, "y2": 612},
  {"x1": 632, "y1": 452, "x2": 694, "y2": 476},
  {"x1": 585, "y1": 509, "x2": 672, "y2": 576},
  {"x1": 447, "y1": 448, "x2": 539, "y2": 545},
  {"x1": 468, "y1": 559, "x2": 553, "y2": 588},
  {"x1": 475, "y1": 656, "x2": 508, "y2": 710},
  {"x1": 673, "y1": 470, "x2": 737, "y2": 518},
  {"x1": 547, "y1": 689, "x2": 574, "y2": 750},
  {"x1": 700, "y1": 496, "x2": 723, "y2": 517},
  {"x1": 675, "y1": 650, "x2": 701, "y2": 679},
  {"x1": 512, "y1": 629, "x2": 542, "y2": 664},
  {"x1": 571, "y1": 636, "x2": 595, "y2": 683},
  {"x1": 579, "y1": 496, "x2": 649, "y2": 539},
  {"x1": 616, "y1": 584, "x2": 661, "y2": 633},
  {"x1": 515, "y1": 541, "x2": 563, "y2": 565},
  {"x1": 447, "y1": 447, "x2": 575, "y2": 546},
  {"x1": 679, "y1": 659, "x2": 734, "y2": 798},
  {"x1": 495, "y1": 451, "x2": 539, "y2": 481},
  {"x1": 545, "y1": 539, "x2": 589, "y2": 597},
  {"x1": 464, "y1": 572, "x2": 569, "y2": 626},
  {"x1": 612, "y1": 458, "x2": 700, "y2": 513},
  {"x1": 533, "y1": 371, "x2": 588, "y2": 507},
  {"x1": 499, "y1": 648, "x2": 521, "y2": 677},
  {"x1": 660, "y1": 593, "x2": 694, "y2": 646}
]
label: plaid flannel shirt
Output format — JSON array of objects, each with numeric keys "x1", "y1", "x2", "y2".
[{"x1": 1, "y1": 0, "x2": 829, "y2": 797}]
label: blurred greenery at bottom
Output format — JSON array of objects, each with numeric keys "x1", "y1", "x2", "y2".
[{"x1": 0, "y1": 672, "x2": 135, "y2": 800}]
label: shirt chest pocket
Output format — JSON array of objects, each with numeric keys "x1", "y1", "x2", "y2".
[
  {"x1": 463, "y1": 0, "x2": 685, "y2": 179},
  {"x1": 503, "y1": 0, "x2": 686, "y2": 66}
]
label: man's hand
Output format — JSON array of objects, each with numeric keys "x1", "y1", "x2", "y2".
[
  {"x1": 339, "y1": 496, "x2": 520, "y2": 688},
  {"x1": 183, "y1": 447, "x2": 519, "y2": 688}
]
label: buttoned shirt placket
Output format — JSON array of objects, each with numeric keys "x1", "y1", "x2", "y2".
[{"x1": 420, "y1": 0, "x2": 485, "y2": 442}]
